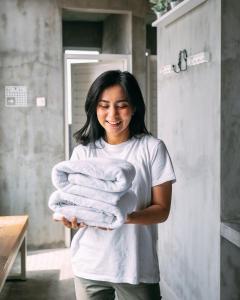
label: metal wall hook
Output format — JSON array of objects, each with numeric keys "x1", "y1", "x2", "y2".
[
  {"x1": 172, "y1": 49, "x2": 188, "y2": 73},
  {"x1": 180, "y1": 49, "x2": 188, "y2": 71}
]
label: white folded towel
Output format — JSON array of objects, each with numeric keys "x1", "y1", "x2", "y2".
[
  {"x1": 49, "y1": 189, "x2": 137, "y2": 229},
  {"x1": 55, "y1": 183, "x2": 125, "y2": 205},
  {"x1": 49, "y1": 158, "x2": 137, "y2": 228},
  {"x1": 52, "y1": 158, "x2": 136, "y2": 193}
]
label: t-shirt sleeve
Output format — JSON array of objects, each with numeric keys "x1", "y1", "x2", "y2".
[
  {"x1": 151, "y1": 140, "x2": 176, "y2": 187},
  {"x1": 70, "y1": 148, "x2": 79, "y2": 161}
]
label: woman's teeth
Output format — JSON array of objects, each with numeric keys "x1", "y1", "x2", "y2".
[{"x1": 107, "y1": 121, "x2": 121, "y2": 126}]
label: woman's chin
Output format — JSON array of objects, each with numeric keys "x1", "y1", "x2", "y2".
[{"x1": 104, "y1": 124, "x2": 122, "y2": 133}]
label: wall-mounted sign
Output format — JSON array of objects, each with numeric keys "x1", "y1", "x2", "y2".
[{"x1": 5, "y1": 86, "x2": 28, "y2": 107}]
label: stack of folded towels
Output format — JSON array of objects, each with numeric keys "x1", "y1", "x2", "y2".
[{"x1": 48, "y1": 157, "x2": 137, "y2": 229}]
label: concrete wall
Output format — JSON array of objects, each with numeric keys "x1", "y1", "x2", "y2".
[
  {"x1": 132, "y1": 15, "x2": 147, "y2": 99},
  {"x1": 102, "y1": 14, "x2": 131, "y2": 54},
  {"x1": 156, "y1": 0, "x2": 221, "y2": 299},
  {"x1": 0, "y1": 0, "x2": 65, "y2": 248},
  {"x1": 146, "y1": 55, "x2": 157, "y2": 136}
]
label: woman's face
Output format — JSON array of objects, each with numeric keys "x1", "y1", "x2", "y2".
[{"x1": 96, "y1": 84, "x2": 134, "y2": 144}]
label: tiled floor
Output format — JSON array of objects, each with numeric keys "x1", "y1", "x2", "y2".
[{"x1": 0, "y1": 248, "x2": 76, "y2": 300}]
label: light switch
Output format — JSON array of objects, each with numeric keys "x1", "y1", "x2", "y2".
[{"x1": 36, "y1": 97, "x2": 46, "y2": 107}]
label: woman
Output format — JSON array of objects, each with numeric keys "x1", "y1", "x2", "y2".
[{"x1": 61, "y1": 70, "x2": 176, "y2": 300}]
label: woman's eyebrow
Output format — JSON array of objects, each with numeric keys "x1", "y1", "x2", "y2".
[{"x1": 98, "y1": 99, "x2": 128, "y2": 103}]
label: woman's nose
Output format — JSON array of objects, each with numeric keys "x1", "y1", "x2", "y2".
[{"x1": 108, "y1": 106, "x2": 118, "y2": 118}]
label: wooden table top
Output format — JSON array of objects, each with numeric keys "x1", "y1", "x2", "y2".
[{"x1": 0, "y1": 216, "x2": 28, "y2": 276}]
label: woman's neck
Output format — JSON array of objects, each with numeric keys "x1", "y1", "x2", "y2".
[{"x1": 104, "y1": 133, "x2": 130, "y2": 145}]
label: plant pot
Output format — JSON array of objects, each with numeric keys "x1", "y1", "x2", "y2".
[
  {"x1": 154, "y1": 9, "x2": 167, "y2": 18},
  {"x1": 170, "y1": 0, "x2": 181, "y2": 9}
]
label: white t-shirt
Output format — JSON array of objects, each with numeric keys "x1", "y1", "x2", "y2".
[{"x1": 70, "y1": 134, "x2": 176, "y2": 284}]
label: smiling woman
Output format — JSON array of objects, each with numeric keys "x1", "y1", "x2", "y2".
[
  {"x1": 96, "y1": 84, "x2": 135, "y2": 144},
  {"x1": 56, "y1": 70, "x2": 176, "y2": 300},
  {"x1": 73, "y1": 70, "x2": 148, "y2": 146}
]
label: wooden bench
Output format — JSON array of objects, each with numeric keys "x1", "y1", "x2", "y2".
[{"x1": 0, "y1": 215, "x2": 28, "y2": 292}]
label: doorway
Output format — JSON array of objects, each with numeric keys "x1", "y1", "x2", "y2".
[{"x1": 64, "y1": 51, "x2": 132, "y2": 159}]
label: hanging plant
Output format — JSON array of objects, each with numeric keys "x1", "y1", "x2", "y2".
[{"x1": 149, "y1": 0, "x2": 168, "y2": 16}]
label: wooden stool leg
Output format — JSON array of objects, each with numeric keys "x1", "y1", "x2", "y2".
[
  {"x1": 20, "y1": 235, "x2": 26, "y2": 280},
  {"x1": 7, "y1": 234, "x2": 27, "y2": 281}
]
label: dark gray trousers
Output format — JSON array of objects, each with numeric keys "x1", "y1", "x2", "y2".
[{"x1": 74, "y1": 276, "x2": 162, "y2": 300}]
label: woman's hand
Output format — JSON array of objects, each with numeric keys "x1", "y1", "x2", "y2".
[
  {"x1": 124, "y1": 213, "x2": 133, "y2": 224},
  {"x1": 54, "y1": 216, "x2": 87, "y2": 230},
  {"x1": 54, "y1": 216, "x2": 112, "y2": 231}
]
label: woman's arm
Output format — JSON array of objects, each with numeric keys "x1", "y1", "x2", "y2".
[
  {"x1": 58, "y1": 181, "x2": 172, "y2": 229},
  {"x1": 125, "y1": 181, "x2": 172, "y2": 225}
]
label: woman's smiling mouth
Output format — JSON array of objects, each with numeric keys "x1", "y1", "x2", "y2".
[{"x1": 106, "y1": 120, "x2": 121, "y2": 127}]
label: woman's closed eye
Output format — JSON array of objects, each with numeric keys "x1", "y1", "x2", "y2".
[
  {"x1": 98, "y1": 104, "x2": 109, "y2": 108},
  {"x1": 116, "y1": 103, "x2": 129, "y2": 109}
]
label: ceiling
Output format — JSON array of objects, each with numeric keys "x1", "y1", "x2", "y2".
[
  {"x1": 62, "y1": 9, "x2": 111, "y2": 22},
  {"x1": 62, "y1": 8, "x2": 155, "y2": 24}
]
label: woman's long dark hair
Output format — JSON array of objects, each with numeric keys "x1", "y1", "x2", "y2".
[{"x1": 73, "y1": 70, "x2": 150, "y2": 145}]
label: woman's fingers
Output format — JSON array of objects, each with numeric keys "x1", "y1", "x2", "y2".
[
  {"x1": 61, "y1": 217, "x2": 87, "y2": 229},
  {"x1": 62, "y1": 217, "x2": 72, "y2": 228},
  {"x1": 59, "y1": 217, "x2": 111, "y2": 230},
  {"x1": 72, "y1": 217, "x2": 78, "y2": 229}
]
